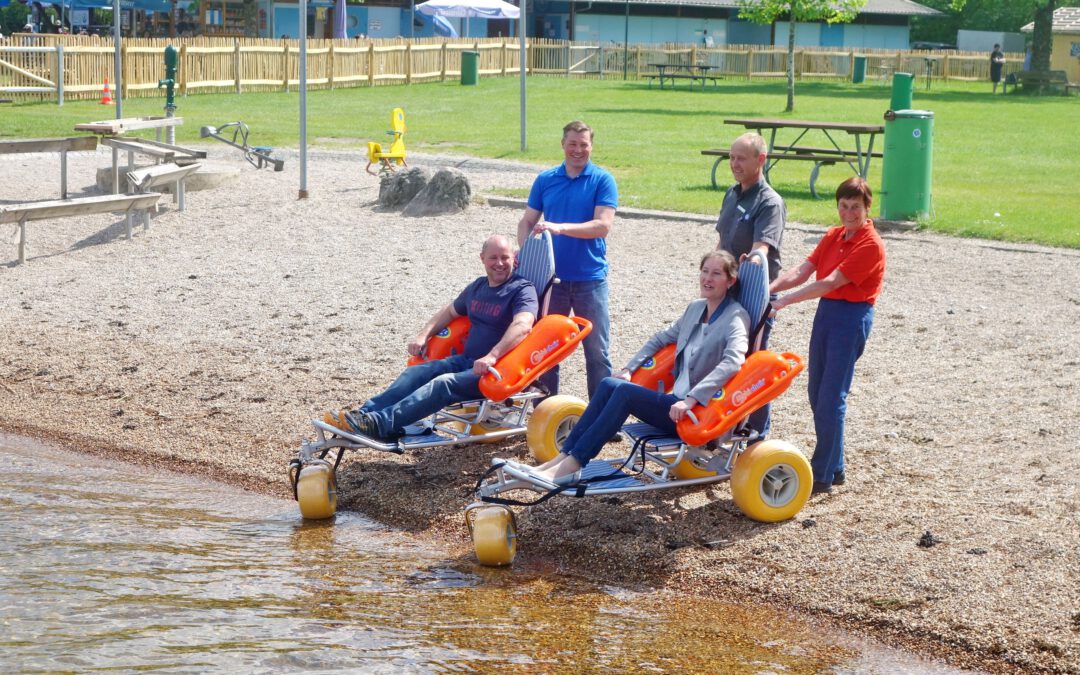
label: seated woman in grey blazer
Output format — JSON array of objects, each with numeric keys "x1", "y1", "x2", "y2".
[{"x1": 529, "y1": 249, "x2": 750, "y2": 485}]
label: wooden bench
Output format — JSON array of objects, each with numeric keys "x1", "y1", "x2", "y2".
[
  {"x1": 703, "y1": 147, "x2": 850, "y2": 197},
  {"x1": 0, "y1": 136, "x2": 98, "y2": 199},
  {"x1": 0, "y1": 193, "x2": 162, "y2": 264},
  {"x1": 124, "y1": 162, "x2": 202, "y2": 237},
  {"x1": 1016, "y1": 70, "x2": 1070, "y2": 95}
]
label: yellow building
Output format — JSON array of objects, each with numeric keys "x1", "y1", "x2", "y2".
[{"x1": 1022, "y1": 6, "x2": 1080, "y2": 83}]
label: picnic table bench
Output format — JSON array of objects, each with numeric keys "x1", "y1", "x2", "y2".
[
  {"x1": 704, "y1": 118, "x2": 884, "y2": 197},
  {"x1": 0, "y1": 136, "x2": 98, "y2": 199},
  {"x1": 0, "y1": 193, "x2": 162, "y2": 264}
]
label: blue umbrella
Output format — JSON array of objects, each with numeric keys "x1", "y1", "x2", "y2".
[{"x1": 432, "y1": 14, "x2": 457, "y2": 37}]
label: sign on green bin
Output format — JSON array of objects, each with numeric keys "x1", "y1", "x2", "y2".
[
  {"x1": 461, "y1": 51, "x2": 480, "y2": 86},
  {"x1": 880, "y1": 109, "x2": 934, "y2": 221}
]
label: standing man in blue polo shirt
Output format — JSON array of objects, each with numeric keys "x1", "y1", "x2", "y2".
[
  {"x1": 715, "y1": 131, "x2": 786, "y2": 441},
  {"x1": 517, "y1": 120, "x2": 618, "y2": 398}
]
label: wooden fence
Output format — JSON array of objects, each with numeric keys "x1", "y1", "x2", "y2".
[{"x1": 1, "y1": 34, "x2": 1023, "y2": 104}]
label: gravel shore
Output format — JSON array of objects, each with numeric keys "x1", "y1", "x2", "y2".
[{"x1": 1, "y1": 147, "x2": 1077, "y2": 673}]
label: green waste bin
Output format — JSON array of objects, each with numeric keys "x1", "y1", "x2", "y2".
[
  {"x1": 852, "y1": 56, "x2": 867, "y2": 84},
  {"x1": 880, "y1": 109, "x2": 934, "y2": 221},
  {"x1": 461, "y1": 51, "x2": 479, "y2": 86},
  {"x1": 889, "y1": 72, "x2": 914, "y2": 110}
]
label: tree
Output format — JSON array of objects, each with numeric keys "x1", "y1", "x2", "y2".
[
  {"x1": 1028, "y1": 0, "x2": 1055, "y2": 74},
  {"x1": 737, "y1": 0, "x2": 867, "y2": 112}
]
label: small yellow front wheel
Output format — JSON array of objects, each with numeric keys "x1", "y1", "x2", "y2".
[
  {"x1": 470, "y1": 506, "x2": 518, "y2": 566},
  {"x1": 526, "y1": 395, "x2": 586, "y2": 463},
  {"x1": 730, "y1": 439, "x2": 811, "y2": 522},
  {"x1": 297, "y1": 462, "x2": 338, "y2": 520}
]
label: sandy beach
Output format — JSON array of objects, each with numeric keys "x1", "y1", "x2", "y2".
[{"x1": 1, "y1": 147, "x2": 1077, "y2": 673}]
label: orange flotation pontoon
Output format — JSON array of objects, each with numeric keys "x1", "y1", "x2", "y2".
[
  {"x1": 406, "y1": 315, "x2": 471, "y2": 367},
  {"x1": 479, "y1": 315, "x2": 592, "y2": 402},
  {"x1": 676, "y1": 351, "x2": 805, "y2": 446},
  {"x1": 630, "y1": 343, "x2": 677, "y2": 393}
]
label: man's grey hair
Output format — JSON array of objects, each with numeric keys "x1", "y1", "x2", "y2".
[
  {"x1": 732, "y1": 132, "x2": 767, "y2": 157},
  {"x1": 481, "y1": 234, "x2": 514, "y2": 255}
]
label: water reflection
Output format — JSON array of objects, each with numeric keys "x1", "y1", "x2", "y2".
[{"x1": 0, "y1": 436, "x2": 971, "y2": 673}]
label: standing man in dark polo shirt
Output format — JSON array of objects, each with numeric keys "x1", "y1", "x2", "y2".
[
  {"x1": 715, "y1": 131, "x2": 786, "y2": 440},
  {"x1": 518, "y1": 120, "x2": 618, "y2": 399}
]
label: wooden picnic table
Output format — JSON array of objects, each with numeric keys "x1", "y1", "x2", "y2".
[
  {"x1": 74, "y1": 116, "x2": 185, "y2": 136},
  {"x1": 647, "y1": 63, "x2": 719, "y2": 91},
  {"x1": 75, "y1": 117, "x2": 206, "y2": 195},
  {"x1": 702, "y1": 118, "x2": 884, "y2": 197}
]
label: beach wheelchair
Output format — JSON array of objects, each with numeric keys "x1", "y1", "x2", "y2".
[
  {"x1": 289, "y1": 231, "x2": 591, "y2": 520},
  {"x1": 465, "y1": 250, "x2": 812, "y2": 566}
]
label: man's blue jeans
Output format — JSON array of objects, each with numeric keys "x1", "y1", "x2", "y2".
[
  {"x1": 562, "y1": 377, "x2": 678, "y2": 467},
  {"x1": 360, "y1": 355, "x2": 480, "y2": 437},
  {"x1": 807, "y1": 299, "x2": 874, "y2": 485},
  {"x1": 538, "y1": 278, "x2": 612, "y2": 398}
]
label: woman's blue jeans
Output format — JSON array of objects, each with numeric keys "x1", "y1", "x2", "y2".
[
  {"x1": 807, "y1": 299, "x2": 874, "y2": 485},
  {"x1": 562, "y1": 376, "x2": 678, "y2": 467},
  {"x1": 361, "y1": 355, "x2": 481, "y2": 436}
]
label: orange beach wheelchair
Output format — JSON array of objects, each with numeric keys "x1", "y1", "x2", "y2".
[
  {"x1": 288, "y1": 231, "x2": 588, "y2": 520},
  {"x1": 464, "y1": 250, "x2": 812, "y2": 566}
]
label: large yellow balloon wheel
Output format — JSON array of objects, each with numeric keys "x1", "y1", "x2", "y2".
[
  {"x1": 671, "y1": 447, "x2": 719, "y2": 480},
  {"x1": 469, "y1": 506, "x2": 517, "y2": 566},
  {"x1": 526, "y1": 395, "x2": 586, "y2": 463},
  {"x1": 297, "y1": 462, "x2": 338, "y2": 520},
  {"x1": 729, "y1": 439, "x2": 812, "y2": 522}
]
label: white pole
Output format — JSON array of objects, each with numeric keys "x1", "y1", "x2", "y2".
[
  {"x1": 299, "y1": 0, "x2": 309, "y2": 199},
  {"x1": 519, "y1": 0, "x2": 526, "y2": 151},
  {"x1": 112, "y1": 0, "x2": 122, "y2": 118}
]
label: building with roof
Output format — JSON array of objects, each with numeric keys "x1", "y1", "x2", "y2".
[
  {"x1": 1022, "y1": 6, "x2": 1080, "y2": 83},
  {"x1": 524, "y1": 0, "x2": 941, "y2": 48}
]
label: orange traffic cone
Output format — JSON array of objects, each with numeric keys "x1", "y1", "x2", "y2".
[{"x1": 100, "y1": 77, "x2": 113, "y2": 105}]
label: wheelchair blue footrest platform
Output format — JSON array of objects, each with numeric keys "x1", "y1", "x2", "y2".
[{"x1": 579, "y1": 459, "x2": 647, "y2": 489}]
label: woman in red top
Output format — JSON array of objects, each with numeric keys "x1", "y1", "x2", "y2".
[{"x1": 769, "y1": 177, "x2": 886, "y2": 494}]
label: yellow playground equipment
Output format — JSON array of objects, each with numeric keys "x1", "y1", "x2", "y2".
[{"x1": 365, "y1": 108, "x2": 407, "y2": 176}]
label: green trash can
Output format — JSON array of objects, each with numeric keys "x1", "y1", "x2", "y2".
[
  {"x1": 852, "y1": 56, "x2": 867, "y2": 84},
  {"x1": 461, "y1": 51, "x2": 480, "y2": 86},
  {"x1": 889, "y1": 72, "x2": 914, "y2": 110},
  {"x1": 880, "y1": 109, "x2": 934, "y2": 221}
]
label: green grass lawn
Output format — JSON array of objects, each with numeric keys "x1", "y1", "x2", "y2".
[{"x1": 3, "y1": 77, "x2": 1077, "y2": 247}]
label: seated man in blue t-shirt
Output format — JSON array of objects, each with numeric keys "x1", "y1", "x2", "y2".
[{"x1": 326, "y1": 235, "x2": 538, "y2": 440}]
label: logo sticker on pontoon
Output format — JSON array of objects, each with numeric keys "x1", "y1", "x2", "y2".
[
  {"x1": 640, "y1": 357, "x2": 656, "y2": 369},
  {"x1": 731, "y1": 378, "x2": 765, "y2": 407},
  {"x1": 530, "y1": 339, "x2": 561, "y2": 366},
  {"x1": 436, "y1": 327, "x2": 451, "y2": 338}
]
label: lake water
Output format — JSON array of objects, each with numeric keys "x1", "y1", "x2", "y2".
[{"x1": 0, "y1": 434, "x2": 974, "y2": 673}]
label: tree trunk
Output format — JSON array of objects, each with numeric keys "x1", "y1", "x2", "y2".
[
  {"x1": 785, "y1": 15, "x2": 795, "y2": 112},
  {"x1": 1030, "y1": 0, "x2": 1054, "y2": 75}
]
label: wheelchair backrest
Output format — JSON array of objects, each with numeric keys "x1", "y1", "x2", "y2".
[
  {"x1": 732, "y1": 249, "x2": 770, "y2": 354},
  {"x1": 516, "y1": 230, "x2": 557, "y2": 316}
]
